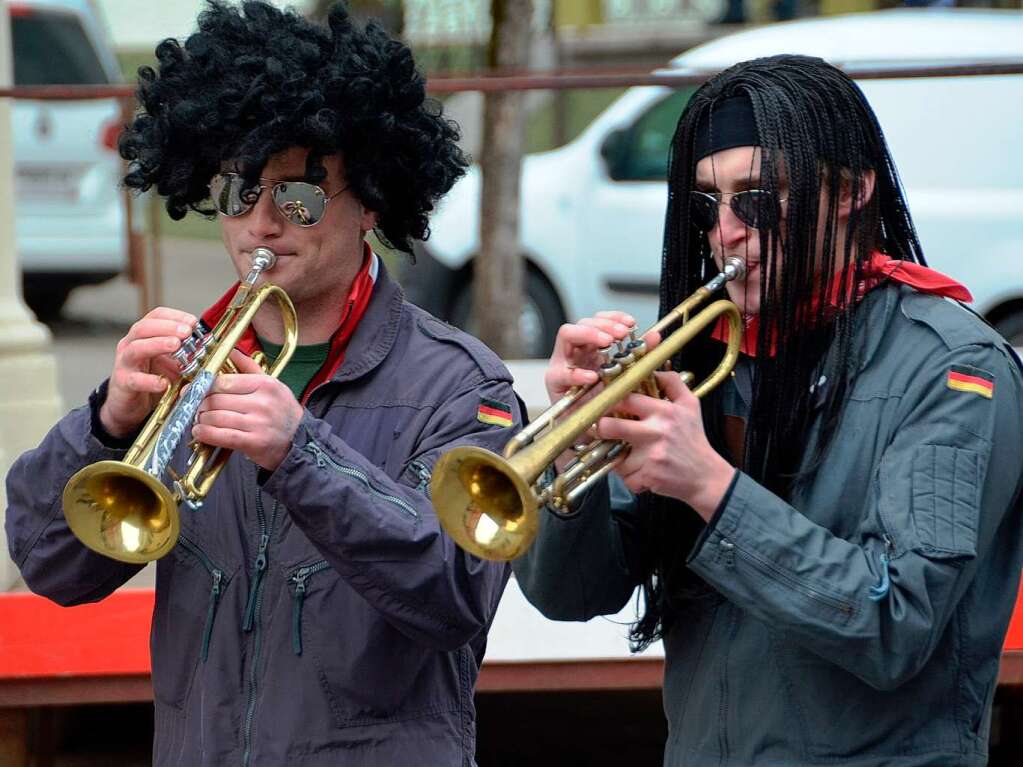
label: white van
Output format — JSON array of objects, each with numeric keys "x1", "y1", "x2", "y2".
[
  {"x1": 12, "y1": 0, "x2": 127, "y2": 320},
  {"x1": 410, "y1": 9, "x2": 1023, "y2": 356}
]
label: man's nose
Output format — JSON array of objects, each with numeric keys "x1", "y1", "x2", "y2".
[
  {"x1": 716, "y1": 201, "x2": 749, "y2": 248},
  {"x1": 246, "y1": 189, "x2": 284, "y2": 239}
]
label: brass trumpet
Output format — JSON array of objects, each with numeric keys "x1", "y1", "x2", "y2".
[
  {"x1": 62, "y1": 248, "x2": 298, "y2": 563},
  {"x1": 431, "y1": 257, "x2": 745, "y2": 561}
]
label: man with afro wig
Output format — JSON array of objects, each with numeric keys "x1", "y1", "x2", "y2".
[{"x1": 5, "y1": 2, "x2": 523, "y2": 764}]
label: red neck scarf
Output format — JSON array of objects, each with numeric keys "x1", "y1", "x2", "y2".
[
  {"x1": 200, "y1": 242, "x2": 378, "y2": 402},
  {"x1": 711, "y1": 251, "x2": 972, "y2": 358}
]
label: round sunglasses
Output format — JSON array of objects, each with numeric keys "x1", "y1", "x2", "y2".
[
  {"x1": 209, "y1": 172, "x2": 349, "y2": 227},
  {"x1": 690, "y1": 189, "x2": 786, "y2": 232}
]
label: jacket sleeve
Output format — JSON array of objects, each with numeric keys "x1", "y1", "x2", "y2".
[
  {"x1": 260, "y1": 377, "x2": 520, "y2": 652},
  {"x1": 5, "y1": 385, "x2": 145, "y2": 605},
  {"x1": 687, "y1": 342, "x2": 1023, "y2": 691},
  {"x1": 512, "y1": 474, "x2": 646, "y2": 621}
]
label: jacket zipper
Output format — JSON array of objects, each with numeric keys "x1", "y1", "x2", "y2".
[
  {"x1": 718, "y1": 611, "x2": 740, "y2": 765},
  {"x1": 724, "y1": 536, "x2": 856, "y2": 616},
  {"x1": 409, "y1": 459, "x2": 432, "y2": 494},
  {"x1": 303, "y1": 441, "x2": 418, "y2": 519},
  {"x1": 290, "y1": 560, "x2": 331, "y2": 656},
  {"x1": 242, "y1": 488, "x2": 280, "y2": 767},
  {"x1": 869, "y1": 534, "x2": 894, "y2": 602},
  {"x1": 177, "y1": 534, "x2": 227, "y2": 664}
]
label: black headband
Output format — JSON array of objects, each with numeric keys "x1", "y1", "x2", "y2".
[{"x1": 693, "y1": 94, "x2": 761, "y2": 161}]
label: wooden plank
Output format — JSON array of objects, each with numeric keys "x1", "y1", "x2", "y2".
[
  {"x1": 477, "y1": 658, "x2": 663, "y2": 692},
  {"x1": 0, "y1": 675, "x2": 153, "y2": 708}
]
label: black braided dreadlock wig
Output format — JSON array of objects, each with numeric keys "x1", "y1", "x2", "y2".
[
  {"x1": 118, "y1": 0, "x2": 467, "y2": 254},
  {"x1": 629, "y1": 54, "x2": 925, "y2": 651}
]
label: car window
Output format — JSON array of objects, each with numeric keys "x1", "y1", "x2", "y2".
[
  {"x1": 13, "y1": 10, "x2": 110, "y2": 86},
  {"x1": 618, "y1": 89, "x2": 694, "y2": 182}
]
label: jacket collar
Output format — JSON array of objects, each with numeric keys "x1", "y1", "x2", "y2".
[
  {"x1": 199, "y1": 245, "x2": 404, "y2": 390},
  {"x1": 330, "y1": 257, "x2": 404, "y2": 383}
]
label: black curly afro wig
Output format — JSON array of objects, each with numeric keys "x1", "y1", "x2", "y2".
[{"x1": 119, "y1": 0, "x2": 468, "y2": 253}]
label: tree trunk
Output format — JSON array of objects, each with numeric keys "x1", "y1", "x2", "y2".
[{"x1": 476, "y1": 0, "x2": 533, "y2": 359}]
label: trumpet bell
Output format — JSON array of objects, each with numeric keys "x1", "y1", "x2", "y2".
[
  {"x1": 431, "y1": 446, "x2": 538, "y2": 561},
  {"x1": 63, "y1": 461, "x2": 180, "y2": 564}
]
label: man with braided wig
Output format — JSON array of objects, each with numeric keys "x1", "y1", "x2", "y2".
[
  {"x1": 514, "y1": 55, "x2": 1023, "y2": 764},
  {"x1": 5, "y1": 2, "x2": 523, "y2": 764}
]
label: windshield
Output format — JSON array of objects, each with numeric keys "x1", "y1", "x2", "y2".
[{"x1": 13, "y1": 9, "x2": 110, "y2": 86}]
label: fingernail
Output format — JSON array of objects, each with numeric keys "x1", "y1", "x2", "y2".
[
  {"x1": 178, "y1": 324, "x2": 192, "y2": 335},
  {"x1": 598, "y1": 333, "x2": 612, "y2": 345}
]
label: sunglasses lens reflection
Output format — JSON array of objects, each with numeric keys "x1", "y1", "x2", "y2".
[
  {"x1": 272, "y1": 182, "x2": 326, "y2": 226},
  {"x1": 211, "y1": 174, "x2": 255, "y2": 217},
  {"x1": 732, "y1": 191, "x2": 772, "y2": 229},
  {"x1": 690, "y1": 193, "x2": 718, "y2": 231}
]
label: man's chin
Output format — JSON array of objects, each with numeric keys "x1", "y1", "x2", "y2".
[{"x1": 725, "y1": 288, "x2": 758, "y2": 314}]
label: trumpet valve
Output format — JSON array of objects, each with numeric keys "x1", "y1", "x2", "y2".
[
  {"x1": 174, "y1": 322, "x2": 213, "y2": 377},
  {"x1": 599, "y1": 360, "x2": 622, "y2": 384}
]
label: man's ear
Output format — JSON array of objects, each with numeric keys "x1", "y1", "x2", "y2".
[
  {"x1": 360, "y1": 206, "x2": 379, "y2": 233},
  {"x1": 839, "y1": 168, "x2": 876, "y2": 217}
]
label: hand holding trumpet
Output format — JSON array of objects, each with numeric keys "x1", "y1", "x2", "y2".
[
  {"x1": 546, "y1": 311, "x2": 736, "y2": 519},
  {"x1": 99, "y1": 307, "x2": 200, "y2": 439}
]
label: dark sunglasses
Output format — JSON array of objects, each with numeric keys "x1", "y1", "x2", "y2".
[
  {"x1": 209, "y1": 172, "x2": 348, "y2": 227},
  {"x1": 689, "y1": 189, "x2": 786, "y2": 232}
]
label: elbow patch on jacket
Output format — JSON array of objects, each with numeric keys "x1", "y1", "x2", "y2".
[{"x1": 910, "y1": 444, "x2": 980, "y2": 560}]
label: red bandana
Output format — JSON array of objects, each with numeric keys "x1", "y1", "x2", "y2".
[
  {"x1": 200, "y1": 242, "x2": 377, "y2": 403},
  {"x1": 711, "y1": 251, "x2": 973, "y2": 357}
]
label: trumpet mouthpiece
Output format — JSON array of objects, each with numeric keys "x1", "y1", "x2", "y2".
[
  {"x1": 251, "y1": 247, "x2": 278, "y2": 272},
  {"x1": 723, "y1": 257, "x2": 746, "y2": 281}
]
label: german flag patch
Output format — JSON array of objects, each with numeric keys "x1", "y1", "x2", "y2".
[
  {"x1": 947, "y1": 365, "x2": 995, "y2": 399},
  {"x1": 477, "y1": 397, "x2": 513, "y2": 427}
]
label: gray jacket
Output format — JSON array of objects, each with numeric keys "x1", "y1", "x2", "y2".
[
  {"x1": 6, "y1": 262, "x2": 522, "y2": 766},
  {"x1": 514, "y1": 284, "x2": 1023, "y2": 766}
]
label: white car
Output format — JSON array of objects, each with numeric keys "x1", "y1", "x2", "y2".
[
  {"x1": 12, "y1": 0, "x2": 127, "y2": 320},
  {"x1": 411, "y1": 9, "x2": 1023, "y2": 356}
]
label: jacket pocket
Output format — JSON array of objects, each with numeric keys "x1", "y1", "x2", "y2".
[
  {"x1": 151, "y1": 535, "x2": 231, "y2": 709},
  {"x1": 776, "y1": 639, "x2": 962, "y2": 759},
  {"x1": 294, "y1": 565, "x2": 460, "y2": 728},
  {"x1": 910, "y1": 444, "x2": 981, "y2": 560},
  {"x1": 178, "y1": 535, "x2": 231, "y2": 663}
]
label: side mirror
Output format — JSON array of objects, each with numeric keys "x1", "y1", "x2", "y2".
[{"x1": 600, "y1": 128, "x2": 629, "y2": 181}]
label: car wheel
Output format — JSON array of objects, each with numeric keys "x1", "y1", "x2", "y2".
[
  {"x1": 450, "y1": 270, "x2": 564, "y2": 359},
  {"x1": 994, "y1": 311, "x2": 1023, "y2": 348},
  {"x1": 22, "y1": 280, "x2": 73, "y2": 323}
]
